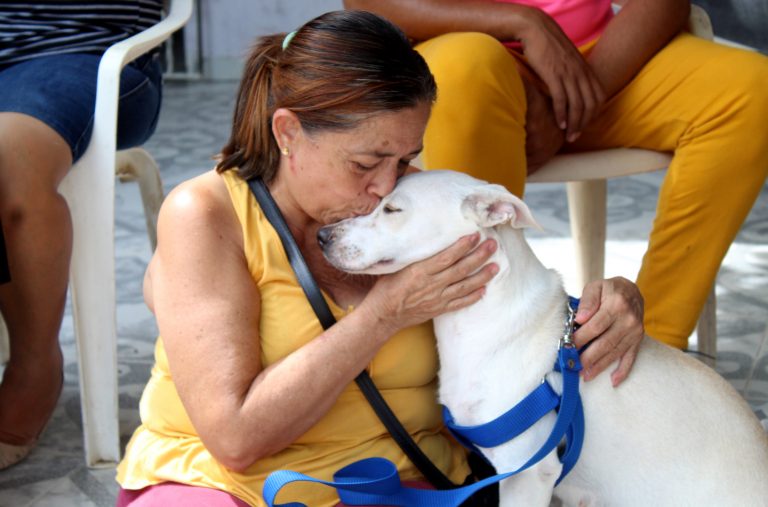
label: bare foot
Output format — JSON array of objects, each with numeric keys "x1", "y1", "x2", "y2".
[{"x1": 0, "y1": 347, "x2": 63, "y2": 469}]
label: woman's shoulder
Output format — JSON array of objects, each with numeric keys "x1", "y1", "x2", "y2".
[
  {"x1": 163, "y1": 169, "x2": 231, "y2": 215},
  {"x1": 158, "y1": 169, "x2": 242, "y2": 247}
]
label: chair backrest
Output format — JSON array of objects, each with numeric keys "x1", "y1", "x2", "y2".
[{"x1": 688, "y1": 4, "x2": 714, "y2": 40}]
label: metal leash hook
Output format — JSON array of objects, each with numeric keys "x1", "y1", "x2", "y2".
[{"x1": 560, "y1": 301, "x2": 577, "y2": 350}]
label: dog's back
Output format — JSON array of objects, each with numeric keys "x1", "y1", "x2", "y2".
[{"x1": 556, "y1": 336, "x2": 768, "y2": 505}]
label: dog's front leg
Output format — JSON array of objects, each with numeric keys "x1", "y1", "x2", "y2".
[{"x1": 496, "y1": 452, "x2": 561, "y2": 507}]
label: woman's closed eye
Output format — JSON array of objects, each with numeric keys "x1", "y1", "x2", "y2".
[
  {"x1": 353, "y1": 160, "x2": 379, "y2": 171},
  {"x1": 383, "y1": 203, "x2": 402, "y2": 214}
]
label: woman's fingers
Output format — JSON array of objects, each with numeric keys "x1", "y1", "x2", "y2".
[
  {"x1": 562, "y1": 74, "x2": 584, "y2": 141},
  {"x1": 421, "y1": 233, "x2": 481, "y2": 275},
  {"x1": 548, "y1": 76, "x2": 568, "y2": 130},
  {"x1": 442, "y1": 259, "x2": 499, "y2": 304},
  {"x1": 368, "y1": 235, "x2": 499, "y2": 331},
  {"x1": 610, "y1": 341, "x2": 640, "y2": 387},
  {"x1": 572, "y1": 277, "x2": 645, "y2": 385},
  {"x1": 578, "y1": 319, "x2": 642, "y2": 383},
  {"x1": 518, "y1": 9, "x2": 606, "y2": 141}
]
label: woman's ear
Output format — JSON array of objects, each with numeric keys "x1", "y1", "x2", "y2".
[{"x1": 271, "y1": 108, "x2": 302, "y2": 152}]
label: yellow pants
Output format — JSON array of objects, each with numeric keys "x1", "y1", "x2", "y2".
[{"x1": 416, "y1": 32, "x2": 768, "y2": 349}]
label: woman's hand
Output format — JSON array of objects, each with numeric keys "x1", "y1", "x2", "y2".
[
  {"x1": 522, "y1": 73, "x2": 565, "y2": 173},
  {"x1": 572, "y1": 277, "x2": 644, "y2": 386},
  {"x1": 518, "y1": 8, "x2": 605, "y2": 143},
  {"x1": 362, "y1": 233, "x2": 499, "y2": 334}
]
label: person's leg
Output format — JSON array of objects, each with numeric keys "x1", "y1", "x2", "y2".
[
  {"x1": 0, "y1": 113, "x2": 71, "y2": 467},
  {"x1": 415, "y1": 32, "x2": 529, "y2": 197},
  {"x1": 571, "y1": 34, "x2": 768, "y2": 348},
  {"x1": 0, "y1": 53, "x2": 163, "y2": 469},
  {"x1": 116, "y1": 483, "x2": 251, "y2": 507}
]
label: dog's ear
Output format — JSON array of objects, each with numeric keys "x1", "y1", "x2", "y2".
[{"x1": 461, "y1": 184, "x2": 541, "y2": 229}]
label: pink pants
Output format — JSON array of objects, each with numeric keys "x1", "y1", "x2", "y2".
[
  {"x1": 117, "y1": 481, "x2": 434, "y2": 507},
  {"x1": 116, "y1": 483, "x2": 250, "y2": 507}
]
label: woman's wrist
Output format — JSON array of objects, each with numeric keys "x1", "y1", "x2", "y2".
[{"x1": 354, "y1": 297, "x2": 402, "y2": 343}]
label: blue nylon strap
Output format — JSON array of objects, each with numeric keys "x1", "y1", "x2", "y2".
[
  {"x1": 263, "y1": 345, "x2": 584, "y2": 506},
  {"x1": 443, "y1": 381, "x2": 560, "y2": 449}
]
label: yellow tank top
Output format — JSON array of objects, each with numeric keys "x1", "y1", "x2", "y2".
[{"x1": 116, "y1": 169, "x2": 469, "y2": 506}]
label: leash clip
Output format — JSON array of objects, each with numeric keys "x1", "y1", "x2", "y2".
[{"x1": 560, "y1": 301, "x2": 577, "y2": 349}]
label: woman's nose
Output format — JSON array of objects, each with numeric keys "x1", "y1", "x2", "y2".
[{"x1": 368, "y1": 166, "x2": 398, "y2": 198}]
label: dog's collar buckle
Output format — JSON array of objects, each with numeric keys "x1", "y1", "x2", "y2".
[{"x1": 560, "y1": 298, "x2": 578, "y2": 350}]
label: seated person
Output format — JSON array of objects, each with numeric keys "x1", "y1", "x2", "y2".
[
  {"x1": 345, "y1": 0, "x2": 768, "y2": 350},
  {"x1": 0, "y1": 0, "x2": 164, "y2": 469},
  {"x1": 115, "y1": 10, "x2": 645, "y2": 507}
]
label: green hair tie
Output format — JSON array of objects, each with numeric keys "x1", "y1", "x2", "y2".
[{"x1": 282, "y1": 31, "x2": 297, "y2": 50}]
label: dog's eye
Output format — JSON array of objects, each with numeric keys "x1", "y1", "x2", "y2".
[{"x1": 383, "y1": 204, "x2": 401, "y2": 214}]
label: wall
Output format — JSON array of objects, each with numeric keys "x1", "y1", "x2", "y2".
[
  {"x1": 695, "y1": 0, "x2": 767, "y2": 53},
  {"x1": 198, "y1": 0, "x2": 343, "y2": 80}
]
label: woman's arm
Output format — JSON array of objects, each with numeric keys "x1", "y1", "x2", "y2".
[
  {"x1": 345, "y1": 0, "x2": 603, "y2": 146},
  {"x1": 150, "y1": 171, "x2": 497, "y2": 471},
  {"x1": 587, "y1": 0, "x2": 690, "y2": 98},
  {"x1": 344, "y1": 0, "x2": 533, "y2": 42}
]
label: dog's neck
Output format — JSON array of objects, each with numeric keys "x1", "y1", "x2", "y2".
[{"x1": 433, "y1": 224, "x2": 567, "y2": 419}]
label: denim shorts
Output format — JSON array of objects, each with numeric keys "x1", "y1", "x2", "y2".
[
  {"x1": 0, "y1": 51, "x2": 163, "y2": 163},
  {"x1": 0, "y1": 51, "x2": 163, "y2": 284}
]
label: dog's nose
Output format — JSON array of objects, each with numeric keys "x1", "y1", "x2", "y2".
[{"x1": 317, "y1": 227, "x2": 333, "y2": 248}]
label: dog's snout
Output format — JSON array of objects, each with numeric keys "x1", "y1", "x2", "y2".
[{"x1": 317, "y1": 226, "x2": 334, "y2": 248}]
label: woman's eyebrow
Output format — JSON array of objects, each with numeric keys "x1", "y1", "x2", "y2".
[{"x1": 351, "y1": 147, "x2": 423, "y2": 158}]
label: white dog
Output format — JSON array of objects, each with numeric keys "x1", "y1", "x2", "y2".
[{"x1": 319, "y1": 170, "x2": 768, "y2": 506}]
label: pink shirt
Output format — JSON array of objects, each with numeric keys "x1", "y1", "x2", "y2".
[{"x1": 495, "y1": 0, "x2": 613, "y2": 47}]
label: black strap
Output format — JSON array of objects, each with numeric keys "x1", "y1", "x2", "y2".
[{"x1": 247, "y1": 177, "x2": 457, "y2": 490}]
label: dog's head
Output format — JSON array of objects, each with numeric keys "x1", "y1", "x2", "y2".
[{"x1": 319, "y1": 170, "x2": 539, "y2": 274}]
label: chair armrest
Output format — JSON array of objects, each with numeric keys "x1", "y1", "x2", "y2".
[
  {"x1": 100, "y1": 0, "x2": 194, "y2": 76},
  {"x1": 527, "y1": 149, "x2": 672, "y2": 183},
  {"x1": 89, "y1": 0, "x2": 193, "y2": 159}
]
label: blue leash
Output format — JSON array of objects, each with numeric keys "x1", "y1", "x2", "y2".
[{"x1": 264, "y1": 347, "x2": 584, "y2": 506}]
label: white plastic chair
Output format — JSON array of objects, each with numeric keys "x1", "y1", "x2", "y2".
[
  {"x1": 0, "y1": 0, "x2": 193, "y2": 468},
  {"x1": 528, "y1": 5, "x2": 717, "y2": 361},
  {"x1": 62, "y1": 0, "x2": 193, "y2": 468}
]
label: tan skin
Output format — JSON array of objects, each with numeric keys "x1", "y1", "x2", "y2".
[
  {"x1": 344, "y1": 0, "x2": 690, "y2": 170},
  {"x1": 144, "y1": 104, "x2": 643, "y2": 472},
  {"x1": 0, "y1": 113, "x2": 71, "y2": 447}
]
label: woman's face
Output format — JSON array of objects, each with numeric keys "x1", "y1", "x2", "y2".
[{"x1": 278, "y1": 102, "x2": 431, "y2": 226}]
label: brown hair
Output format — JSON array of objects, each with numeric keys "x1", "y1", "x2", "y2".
[{"x1": 216, "y1": 10, "x2": 437, "y2": 182}]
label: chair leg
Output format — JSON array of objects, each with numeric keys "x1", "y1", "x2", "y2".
[
  {"x1": 0, "y1": 314, "x2": 8, "y2": 365},
  {"x1": 59, "y1": 150, "x2": 121, "y2": 468},
  {"x1": 566, "y1": 180, "x2": 607, "y2": 288},
  {"x1": 116, "y1": 148, "x2": 164, "y2": 251},
  {"x1": 697, "y1": 287, "x2": 717, "y2": 366}
]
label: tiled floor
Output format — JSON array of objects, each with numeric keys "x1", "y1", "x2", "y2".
[{"x1": 0, "y1": 79, "x2": 767, "y2": 506}]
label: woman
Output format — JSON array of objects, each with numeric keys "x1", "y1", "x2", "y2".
[{"x1": 116, "y1": 11, "x2": 643, "y2": 506}]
